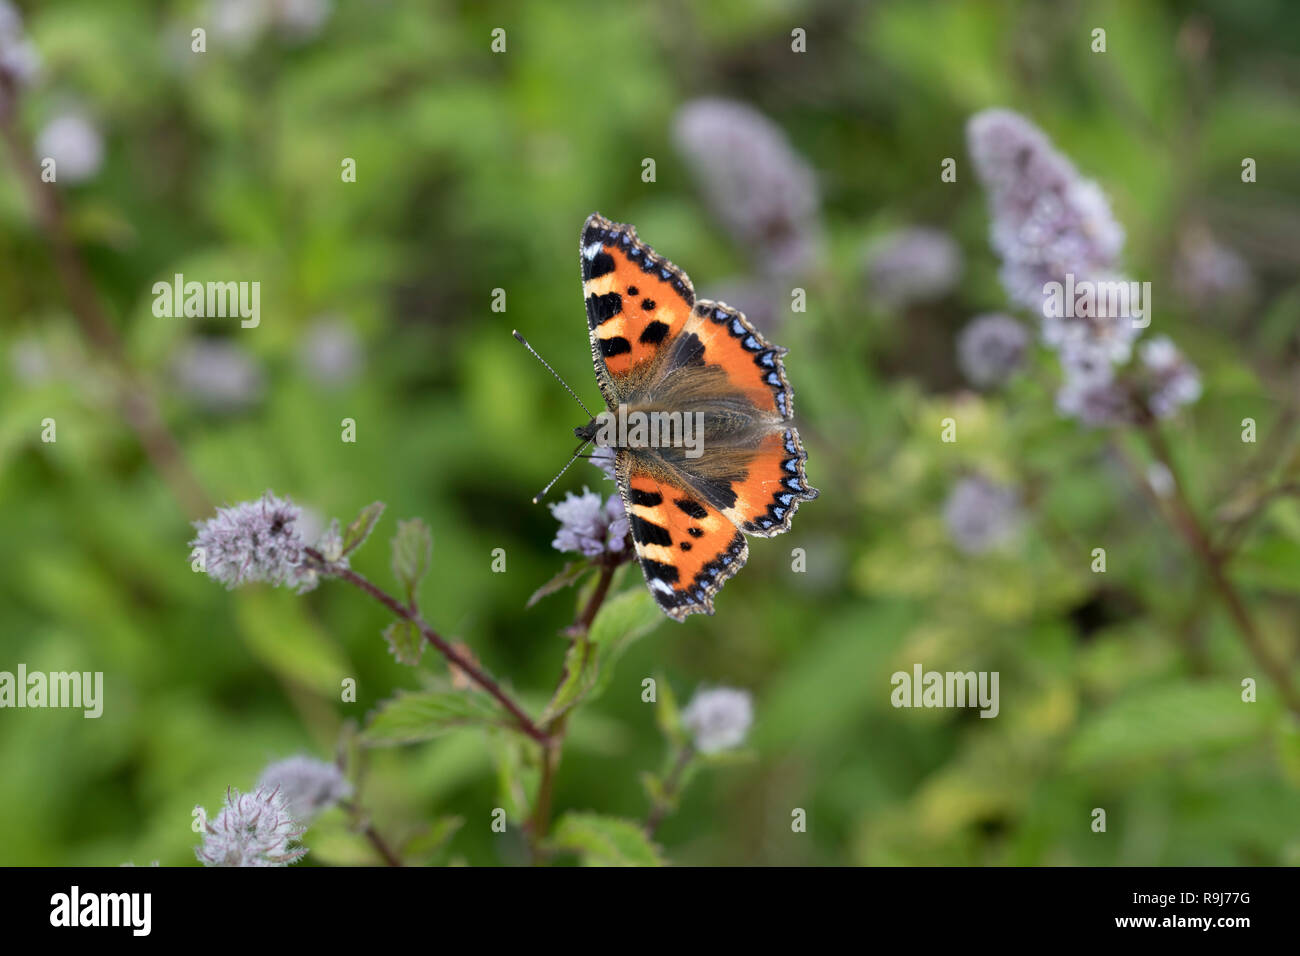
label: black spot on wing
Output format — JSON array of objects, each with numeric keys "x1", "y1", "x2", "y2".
[
  {"x1": 630, "y1": 515, "x2": 672, "y2": 547},
  {"x1": 583, "y1": 250, "x2": 615, "y2": 280},
  {"x1": 674, "y1": 498, "x2": 708, "y2": 519},
  {"x1": 587, "y1": 292, "x2": 623, "y2": 328},
  {"x1": 641, "y1": 298, "x2": 656, "y2": 311},
  {"x1": 599, "y1": 336, "x2": 632, "y2": 357},
  {"x1": 629, "y1": 489, "x2": 662, "y2": 507},
  {"x1": 639, "y1": 321, "x2": 670, "y2": 345},
  {"x1": 641, "y1": 557, "x2": 679, "y2": 584}
]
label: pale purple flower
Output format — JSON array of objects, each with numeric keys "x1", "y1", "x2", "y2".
[
  {"x1": 190, "y1": 491, "x2": 315, "y2": 590},
  {"x1": 299, "y1": 316, "x2": 362, "y2": 388},
  {"x1": 943, "y1": 475, "x2": 1021, "y2": 554},
  {"x1": 589, "y1": 445, "x2": 618, "y2": 483},
  {"x1": 172, "y1": 338, "x2": 264, "y2": 412},
  {"x1": 1173, "y1": 228, "x2": 1253, "y2": 309},
  {"x1": 195, "y1": 787, "x2": 307, "y2": 867},
  {"x1": 1139, "y1": 336, "x2": 1201, "y2": 419},
  {"x1": 957, "y1": 313, "x2": 1028, "y2": 387},
  {"x1": 257, "y1": 756, "x2": 351, "y2": 823},
  {"x1": 674, "y1": 98, "x2": 821, "y2": 275},
  {"x1": 35, "y1": 111, "x2": 103, "y2": 183},
  {"x1": 865, "y1": 228, "x2": 962, "y2": 307},
  {"x1": 1055, "y1": 374, "x2": 1133, "y2": 427},
  {"x1": 681, "y1": 687, "x2": 753, "y2": 754},
  {"x1": 550, "y1": 487, "x2": 629, "y2": 557},
  {"x1": 0, "y1": 1, "x2": 40, "y2": 95},
  {"x1": 275, "y1": 0, "x2": 332, "y2": 41},
  {"x1": 967, "y1": 109, "x2": 1125, "y2": 318}
]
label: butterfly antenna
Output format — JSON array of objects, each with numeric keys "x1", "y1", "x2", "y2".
[
  {"x1": 532, "y1": 438, "x2": 592, "y2": 504},
  {"x1": 513, "y1": 330, "x2": 594, "y2": 419}
]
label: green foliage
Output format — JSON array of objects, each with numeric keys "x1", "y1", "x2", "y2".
[
  {"x1": 363, "y1": 690, "x2": 507, "y2": 746},
  {"x1": 549, "y1": 813, "x2": 664, "y2": 867},
  {"x1": 2, "y1": 0, "x2": 1299, "y2": 866}
]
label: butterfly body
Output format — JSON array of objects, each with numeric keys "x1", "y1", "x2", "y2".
[{"x1": 579, "y1": 212, "x2": 817, "y2": 620}]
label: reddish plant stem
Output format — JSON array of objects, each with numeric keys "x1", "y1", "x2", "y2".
[
  {"x1": 306, "y1": 548, "x2": 551, "y2": 746},
  {"x1": 340, "y1": 801, "x2": 403, "y2": 867},
  {"x1": 1140, "y1": 428, "x2": 1300, "y2": 718}
]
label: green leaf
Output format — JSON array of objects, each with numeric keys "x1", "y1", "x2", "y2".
[
  {"x1": 342, "y1": 501, "x2": 385, "y2": 556},
  {"x1": 383, "y1": 619, "x2": 424, "y2": 666},
  {"x1": 539, "y1": 636, "x2": 599, "y2": 724},
  {"x1": 363, "y1": 690, "x2": 506, "y2": 745},
  {"x1": 1066, "y1": 683, "x2": 1276, "y2": 771},
  {"x1": 588, "y1": 587, "x2": 663, "y2": 646},
  {"x1": 391, "y1": 518, "x2": 432, "y2": 604},
  {"x1": 550, "y1": 813, "x2": 664, "y2": 866},
  {"x1": 401, "y1": 817, "x2": 464, "y2": 865},
  {"x1": 654, "y1": 673, "x2": 684, "y2": 745},
  {"x1": 540, "y1": 588, "x2": 666, "y2": 723},
  {"x1": 527, "y1": 560, "x2": 591, "y2": 608}
]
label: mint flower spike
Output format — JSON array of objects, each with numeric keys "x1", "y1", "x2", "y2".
[
  {"x1": 673, "y1": 97, "x2": 821, "y2": 276},
  {"x1": 967, "y1": 108, "x2": 1125, "y2": 316},
  {"x1": 189, "y1": 490, "x2": 319, "y2": 592},
  {"x1": 681, "y1": 687, "x2": 754, "y2": 754},
  {"x1": 257, "y1": 755, "x2": 352, "y2": 825},
  {"x1": 195, "y1": 786, "x2": 307, "y2": 867},
  {"x1": 549, "y1": 486, "x2": 630, "y2": 557}
]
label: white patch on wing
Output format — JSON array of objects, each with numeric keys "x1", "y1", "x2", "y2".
[
  {"x1": 582, "y1": 241, "x2": 602, "y2": 260},
  {"x1": 649, "y1": 577, "x2": 675, "y2": 596}
]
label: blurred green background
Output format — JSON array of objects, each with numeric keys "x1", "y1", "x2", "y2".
[{"x1": 3, "y1": 0, "x2": 1300, "y2": 866}]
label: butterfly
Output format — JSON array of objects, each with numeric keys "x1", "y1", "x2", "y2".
[{"x1": 577, "y1": 212, "x2": 818, "y2": 620}]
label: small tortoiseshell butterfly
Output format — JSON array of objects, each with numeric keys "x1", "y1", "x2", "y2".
[{"x1": 576, "y1": 212, "x2": 818, "y2": 621}]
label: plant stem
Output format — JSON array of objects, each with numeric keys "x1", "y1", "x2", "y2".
[
  {"x1": 305, "y1": 548, "x2": 551, "y2": 746},
  {"x1": 527, "y1": 559, "x2": 620, "y2": 855},
  {"x1": 645, "y1": 743, "x2": 695, "y2": 837},
  {"x1": 1141, "y1": 427, "x2": 1300, "y2": 717},
  {"x1": 340, "y1": 801, "x2": 403, "y2": 867},
  {"x1": 0, "y1": 100, "x2": 210, "y2": 519}
]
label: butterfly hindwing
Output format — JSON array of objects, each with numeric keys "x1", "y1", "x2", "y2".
[
  {"x1": 616, "y1": 454, "x2": 749, "y2": 621},
  {"x1": 719, "y1": 427, "x2": 819, "y2": 536},
  {"x1": 581, "y1": 213, "x2": 695, "y2": 403},
  {"x1": 684, "y1": 299, "x2": 795, "y2": 421}
]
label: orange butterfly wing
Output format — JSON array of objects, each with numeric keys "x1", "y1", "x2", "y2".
[
  {"x1": 581, "y1": 212, "x2": 696, "y2": 405},
  {"x1": 578, "y1": 212, "x2": 818, "y2": 620},
  {"x1": 617, "y1": 463, "x2": 749, "y2": 621}
]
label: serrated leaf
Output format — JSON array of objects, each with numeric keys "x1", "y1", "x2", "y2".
[
  {"x1": 541, "y1": 588, "x2": 666, "y2": 722},
  {"x1": 363, "y1": 690, "x2": 506, "y2": 745},
  {"x1": 342, "y1": 501, "x2": 385, "y2": 556},
  {"x1": 550, "y1": 812, "x2": 664, "y2": 866},
  {"x1": 588, "y1": 587, "x2": 663, "y2": 646},
  {"x1": 383, "y1": 619, "x2": 424, "y2": 666},
  {"x1": 527, "y1": 560, "x2": 592, "y2": 608},
  {"x1": 391, "y1": 518, "x2": 432, "y2": 604}
]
